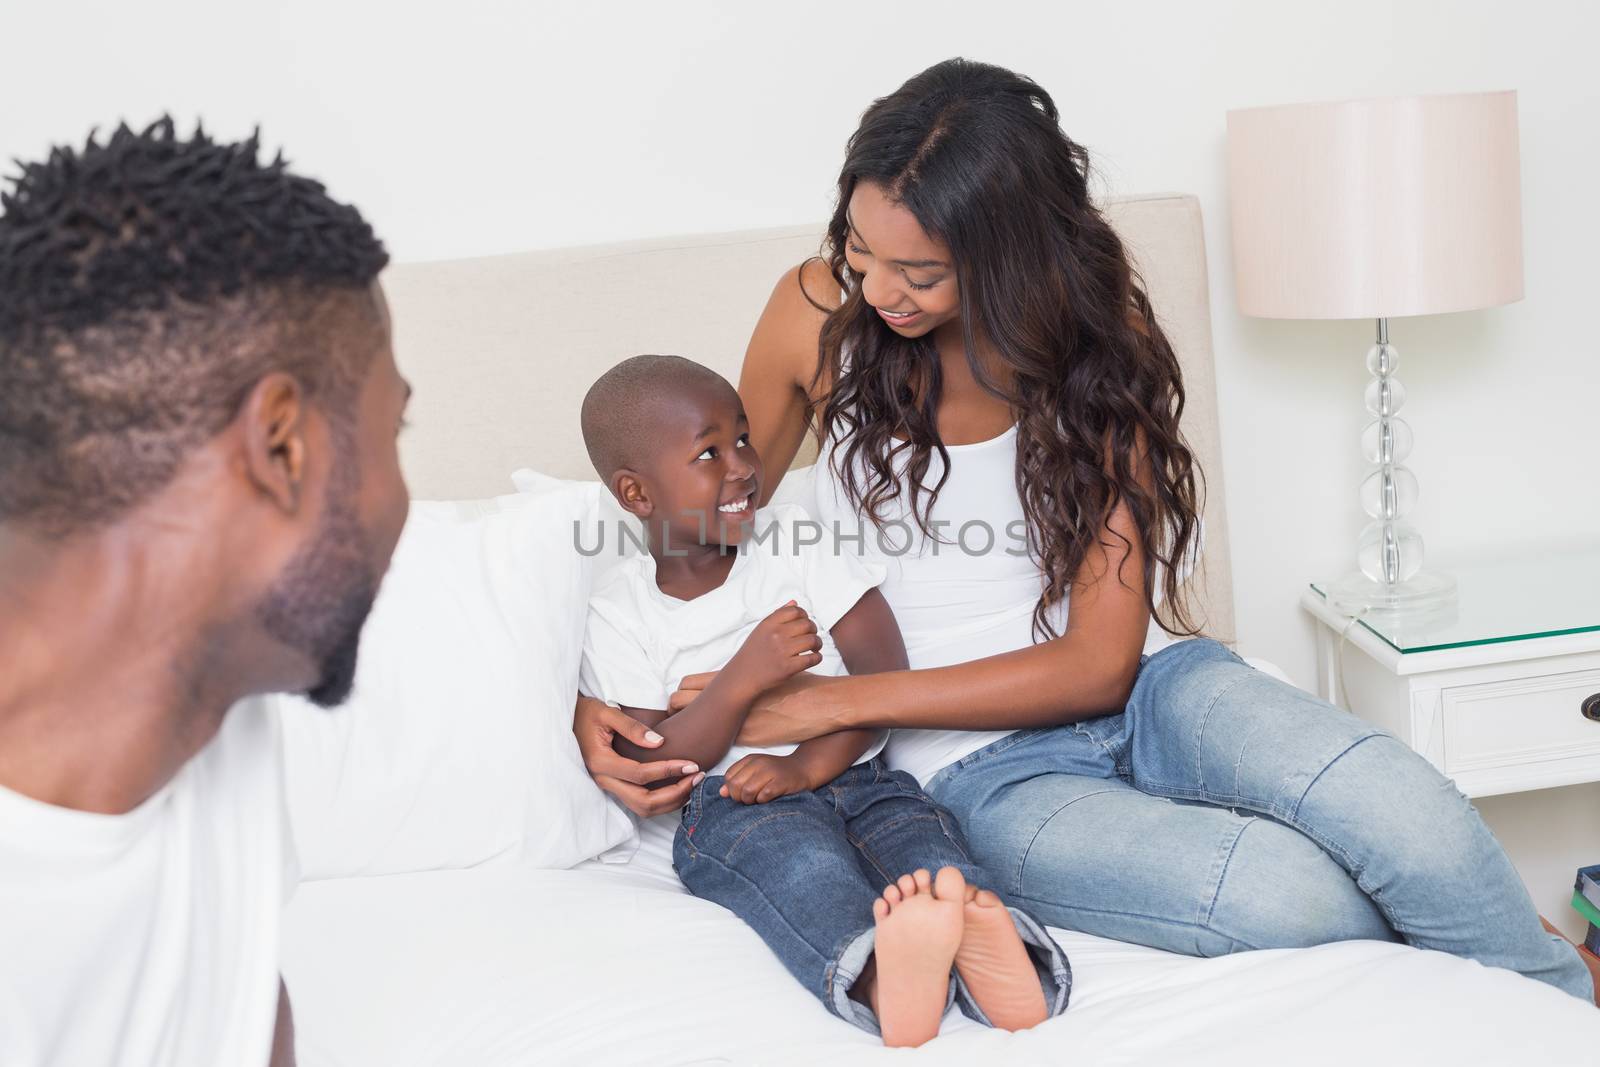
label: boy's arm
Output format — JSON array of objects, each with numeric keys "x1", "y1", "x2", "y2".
[
  {"x1": 777, "y1": 588, "x2": 908, "y2": 781},
  {"x1": 609, "y1": 679, "x2": 756, "y2": 772},
  {"x1": 827, "y1": 587, "x2": 910, "y2": 676},
  {"x1": 611, "y1": 602, "x2": 822, "y2": 772},
  {"x1": 788, "y1": 729, "x2": 878, "y2": 785},
  {"x1": 601, "y1": 704, "x2": 707, "y2": 795},
  {"x1": 718, "y1": 728, "x2": 878, "y2": 804},
  {"x1": 719, "y1": 589, "x2": 908, "y2": 804}
]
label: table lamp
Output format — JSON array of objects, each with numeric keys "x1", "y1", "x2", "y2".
[{"x1": 1226, "y1": 90, "x2": 1524, "y2": 616}]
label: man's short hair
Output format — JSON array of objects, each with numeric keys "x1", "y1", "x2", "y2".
[
  {"x1": 580, "y1": 354, "x2": 732, "y2": 481},
  {"x1": 0, "y1": 117, "x2": 390, "y2": 533}
]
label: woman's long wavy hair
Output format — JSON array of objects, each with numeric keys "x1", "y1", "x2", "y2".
[{"x1": 808, "y1": 58, "x2": 1203, "y2": 639}]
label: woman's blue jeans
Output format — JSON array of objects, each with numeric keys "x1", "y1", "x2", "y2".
[{"x1": 924, "y1": 637, "x2": 1593, "y2": 1001}]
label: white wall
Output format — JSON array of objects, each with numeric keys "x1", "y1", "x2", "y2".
[{"x1": 9, "y1": 0, "x2": 1598, "y2": 933}]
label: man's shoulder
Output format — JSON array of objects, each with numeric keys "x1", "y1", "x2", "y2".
[
  {"x1": 197, "y1": 695, "x2": 285, "y2": 788},
  {"x1": 192, "y1": 698, "x2": 294, "y2": 885},
  {"x1": 0, "y1": 696, "x2": 290, "y2": 1067}
]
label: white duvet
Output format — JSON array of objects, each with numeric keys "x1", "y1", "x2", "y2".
[{"x1": 282, "y1": 818, "x2": 1599, "y2": 1066}]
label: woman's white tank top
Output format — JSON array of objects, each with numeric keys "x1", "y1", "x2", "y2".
[{"x1": 812, "y1": 422, "x2": 1174, "y2": 785}]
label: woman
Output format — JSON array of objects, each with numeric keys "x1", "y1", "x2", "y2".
[{"x1": 576, "y1": 57, "x2": 1590, "y2": 1000}]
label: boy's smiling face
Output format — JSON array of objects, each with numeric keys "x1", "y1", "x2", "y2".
[{"x1": 613, "y1": 376, "x2": 764, "y2": 550}]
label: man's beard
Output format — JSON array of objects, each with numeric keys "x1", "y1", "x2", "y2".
[{"x1": 256, "y1": 452, "x2": 380, "y2": 708}]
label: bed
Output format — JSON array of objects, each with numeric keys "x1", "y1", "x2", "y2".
[{"x1": 278, "y1": 195, "x2": 1600, "y2": 1063}]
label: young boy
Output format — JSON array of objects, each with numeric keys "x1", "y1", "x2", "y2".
[{"x1": 576, "y1": 355, "x2": 1071, "y2": 1047}]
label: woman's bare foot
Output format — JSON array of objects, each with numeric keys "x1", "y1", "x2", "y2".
[
  {"x1": 952, "y1": 879, "x2": 1048, "y2": 1031},
  {"x1": 870, "y1": 868, "x2": 964, "y2": 1047}
]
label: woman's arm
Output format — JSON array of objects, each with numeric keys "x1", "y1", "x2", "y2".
[
  {"x1": 610, "y1": 602, "x2": 823, "y2": 771},
  {"x1": 716, "y1": 586, "x2": 907, "y2": 801},
  {"x1": 740, "y1": 259, "x2": 837, "y2": 504},
  {"x1": 729, "y1": 494, "x2": 1154, "y2": 746}
]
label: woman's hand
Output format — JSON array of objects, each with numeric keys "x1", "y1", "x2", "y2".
[
  {"x1": 668, "y1": 671, "x2": 850, "y2": 748},
  {"x1": 573, "y1": 696, "x2": 703, "y2": 818}
]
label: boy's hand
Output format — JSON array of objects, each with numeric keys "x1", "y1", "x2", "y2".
[
  {"x1": 725, "y1": 601, "x2": 822, "y2": 695},
  {"x1": 719, "y1": 753, "x2": 813, "y2": 804}
]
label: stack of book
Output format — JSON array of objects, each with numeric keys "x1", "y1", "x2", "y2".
[{"x1": 1572, "y1": 864, "x2": 1600, "y2": 956}]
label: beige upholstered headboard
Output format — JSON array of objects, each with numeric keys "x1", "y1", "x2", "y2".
[{"x1": 381, "y1": 192, "x2": 1235, "y2": 641}]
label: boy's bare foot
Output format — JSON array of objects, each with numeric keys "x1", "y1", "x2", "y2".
[
  {"x1": 953, "y1": 878, "x2": 1048, "y2": 1031},
  {"x1": 870, "y1": 867, "x2": 963, "y2": 1047}
]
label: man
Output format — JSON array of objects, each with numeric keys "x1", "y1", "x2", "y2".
[{"x1": 0, "y1": 119, "x2": 411, "y2": 1066}]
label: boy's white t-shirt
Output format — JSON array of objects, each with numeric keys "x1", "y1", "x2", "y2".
[
  {"x1": 580, "y1": 503, "x2": 888, "y2": 777},
  {"x1": 0, "y1": 697, "x2": 295, "y2": 1067}
]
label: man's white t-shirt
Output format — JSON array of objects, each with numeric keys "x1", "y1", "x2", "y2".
[
  {"x1": 580, "y1": 503, "x2": 888, "y2": 777},
  {"x1": 0, "y1": 697, "x2": 295, "y2": 1067}
]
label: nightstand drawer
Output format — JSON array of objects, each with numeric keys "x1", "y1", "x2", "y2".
[{"x1": 1441, "y1": 668, "x2": 1600, "y2": 775}]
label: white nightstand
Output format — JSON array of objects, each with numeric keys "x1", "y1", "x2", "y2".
[{"x1": 1302, "y1": 548, "x2": 1600, "y2": 799}]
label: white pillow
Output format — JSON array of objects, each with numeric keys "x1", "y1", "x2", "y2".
[
  {"x1": 279, "y1": 478, "x2": 634, "y2": 880},
  {"x1": 511, "y1": 468, "x2": 641, "y2": 587}
]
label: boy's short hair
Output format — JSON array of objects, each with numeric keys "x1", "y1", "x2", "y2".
[{"x1": 580, "y1": 354, "x2": 732, "y2": 480}]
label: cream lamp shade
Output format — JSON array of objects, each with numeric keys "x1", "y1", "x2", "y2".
[
  {"x1": 1225, "y1": 89, "x2": 1526, "y2": 617},
  {"x1": 1226, "y1": 90, "x2": 1523, "y2": 320}
]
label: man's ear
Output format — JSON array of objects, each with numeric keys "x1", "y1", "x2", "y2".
[
  {"x1": 240, "y1": 372, "x2": 309, "y2": 515},
  {"x1": 611, "y1": 469, "x2": 653, "y2": 519}
]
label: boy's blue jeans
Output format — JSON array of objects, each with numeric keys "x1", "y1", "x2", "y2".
[
  {"x1": 673, "y1": 758, "x2": 1073, "y2": 1035},
  {"x1": 925, "y1": 637, "x2": 1593, "y2": 1001}
]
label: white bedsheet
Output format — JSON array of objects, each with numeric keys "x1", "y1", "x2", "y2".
[{"x1": 282, "y1": 817, "x2": 1600, "y2": 1065}]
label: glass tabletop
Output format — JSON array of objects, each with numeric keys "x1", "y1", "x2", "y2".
[{"x1": 1310, "y1": 544, "x2": 1600, "y2": 654}]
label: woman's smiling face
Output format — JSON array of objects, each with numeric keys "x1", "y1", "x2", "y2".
[{"x1": 843, "y1": 181, "x2": 960, "y2": 339}]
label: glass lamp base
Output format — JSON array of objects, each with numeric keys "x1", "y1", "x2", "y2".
[{"x1": 1326, "y1": 568, "x2": 1458, "y2": 618}]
